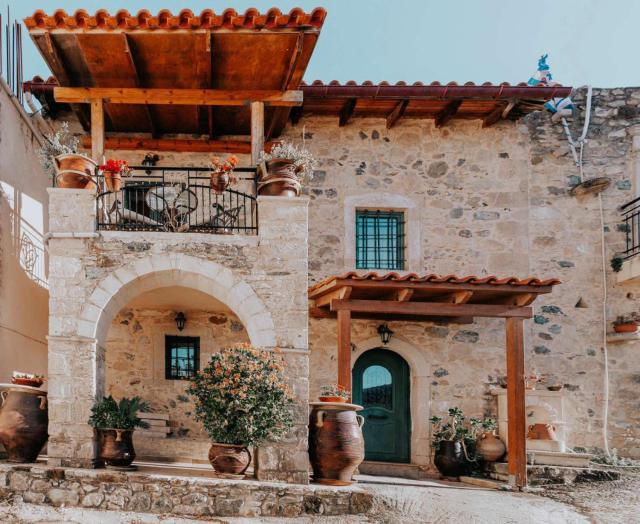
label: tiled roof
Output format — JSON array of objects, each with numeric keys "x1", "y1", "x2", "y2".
[
  {"x1": 24, "y1": 8, "x2": 327, "y2": 31},
  {"x1": 309, "y1": 271, "x2": 561, "y2": 293},
  {"x1": 303, "y1": 80, "x2": 557, "y2": 87}
]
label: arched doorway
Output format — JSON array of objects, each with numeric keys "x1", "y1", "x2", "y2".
[{"x1": 352, "y1": 348, "x2": 410, "y2": 463}]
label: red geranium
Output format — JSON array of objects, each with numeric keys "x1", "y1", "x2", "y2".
[{"x1": 99, "y1": 159, "x2": 130, "y2": 175}]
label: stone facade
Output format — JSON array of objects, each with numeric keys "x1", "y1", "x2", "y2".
[
  {"x1": 278, "y1": 87, "x2": 640, "y2": 462},
  {"x1": 0, "y1": 463, "x2": 373, "y2": 518}
]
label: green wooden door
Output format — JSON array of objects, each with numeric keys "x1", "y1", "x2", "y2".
[{"x1": 352, "y1": 348, "x2": 410, "y2": 463}]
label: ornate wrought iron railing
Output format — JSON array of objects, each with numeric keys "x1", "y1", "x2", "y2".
[
  {"x1": 620, "y1": 196, "x2": 640, "y2": 259},
  {"x1": 96, "y1": 166, "x2": 258, "y2": 235}
]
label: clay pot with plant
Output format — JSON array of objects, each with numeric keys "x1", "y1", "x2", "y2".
[
  {"x1": 474, "y1": 418, "x2": 506, "y2": 463},
  {"x1": 99, "y1": 159, "x2": 131, "y2": 192},
  {"x1": 257, "y1": 141, "x2": 316, "y2": 197},
  {"x1": 11, "y1": 371, "x2": 45, "y2": 388},
  {"x1": 318, "y1": 384, "x2": 350, "y2": 403},
  {"x1": 38, "y1": 122, "x2": 97, "y2": 190},
  {"x1": 88, "y1": 396, "x2": 150, "y2": 468},
  {"x1": 210, "y1": 155, "x2": 239, "y2": 194},
  {"x1": 613, "y1": 315, "x2": 639, "y2": 333},
  {"x1": 187, "y1": 344, "x2": 294, "y2": 477}
]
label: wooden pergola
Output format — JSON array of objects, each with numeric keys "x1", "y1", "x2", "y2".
[{"x1": 309, "y1": 271, "x2": 561, "y2": 487}]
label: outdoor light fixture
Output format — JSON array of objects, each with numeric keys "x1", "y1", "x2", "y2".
[
  {"x1": 175, "y1": 312, "x2": 186, "y2": 331},
  {"x1": 141, "y1": 153, "x2": 159, "y2": 174},
  {"x1": 377, "y1": 323, "x2": 394, "y2": 346}
]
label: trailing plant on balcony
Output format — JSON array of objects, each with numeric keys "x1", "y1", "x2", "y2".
[{"x1": 610, "y1": 256, "x2": 624, "y2": 273}]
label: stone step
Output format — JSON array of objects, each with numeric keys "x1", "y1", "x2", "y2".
[
  {"x1": 459, "y1": 476, "x2": 512, "y2": 490},
  {"x1": 144, "y1": 418, "x2": 169, "y2": 427},
  {"x1": 358, "y1": 461, "x2": 430, "y2": 480},
  {"x1": 488, "y1": 462, "x2": 620, "y2": 485}
]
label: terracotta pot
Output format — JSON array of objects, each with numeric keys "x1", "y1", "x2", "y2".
[
  {"x1": 54, "y1": 154, "x2": 97, "y2": 190},
  {"x1": 210, "y1": 171, "x2": 231, "y2": 194},
  {"x1": 0, "y1": 389, "x2": 48, "y2": 462},
  {"x1": 434, "y1": 440, "x2": 469, "y2": 478},
  {"x1": 527, "y1": 423, "x2": 558, "y2": 441},
  {"x1": 476, "y1": 431, "x2": 506, "y2": 462},
  {"x1": 103, "y1": 171, "x2": 122, "y2": 192},
  {"x1": 258, "y1": 159, "x2": 302, "y2": 197},
  {"x1": 308, "y1": 402, "x2": 365, "y2": 485},
  {"x1": 98, "y1": 429, "x2": 136, "y2": 467},
  {"x1": 614, "y1": 322, "x2": 638, "y2": 333},
  {"x1": 11, "y1": 378, "x2": 44, "y2": 388},
  {"x1": 208, "y1": 443, "x2": 252, "y2": 475},
  {"x1": 318, "y1": 396, "x2": 348, "y2": 403}
]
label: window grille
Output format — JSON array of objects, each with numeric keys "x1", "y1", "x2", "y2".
[
  {"x1": 355, "y1": 210, "x2": 405, "y2": 270},
  {"x1": 165, "y1": 336, "x2": 200, "y2": 380}
]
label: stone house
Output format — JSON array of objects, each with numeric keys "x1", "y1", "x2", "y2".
[{"x1": 1, "y1": 7, "x2": 639, "y2": 489}]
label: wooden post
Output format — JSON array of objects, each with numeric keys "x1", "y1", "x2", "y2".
[
  {"x1": 506, "y1": 317, "x2": 527, "y2": 488},
  {"x1": 337, "y1": 309, "x2": 352, "y2": 397},
  {"x1": 251, "y1": 101, "x2": 264, "y2": 165},
  {"x1": 90, "y1": 98, "x2": 104, "y2": 163}
]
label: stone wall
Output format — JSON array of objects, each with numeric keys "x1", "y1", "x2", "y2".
[
  {"x1": 280, "y1": 87, "x2": 640, "y2": 461},
  {"x1": 106, "y1": 308, "x2": 250, "y2": 463}
]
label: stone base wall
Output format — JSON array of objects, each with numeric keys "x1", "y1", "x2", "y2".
[{"x1": 0, "y1": 464, "x2": 374, "y2": 519}]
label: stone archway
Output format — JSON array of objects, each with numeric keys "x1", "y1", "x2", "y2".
[
  {"x1": 352, "y1": 336, "x2": 431, "y2": 467},
  {"x1": 77, "y1": 253, "x2": 277, "y2": 349}
]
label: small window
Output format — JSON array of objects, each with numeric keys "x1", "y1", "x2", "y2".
[
  {"x1": 165, "y1": 336, "x2": 200, "y2": 380},
  {"x1": 356, "y1": 210, "x2": 405, "y2": 270},
  {"x1": 362, "y1": 364, "x2": 393, "y2": 409}
]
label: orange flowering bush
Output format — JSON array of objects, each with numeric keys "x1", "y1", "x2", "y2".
[
  {"x1": 211, "y1": 155, "x2": 239, "y2": 173},
  {"x1": 187, "y1": 343, "x2": 294, "y2": 446}
]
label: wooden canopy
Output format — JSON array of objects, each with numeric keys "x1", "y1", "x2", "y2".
[
  {"x1": 24, "y1": 8, "x2": 325, "y2": 143},
  {"x1": 309, "y1": 271, "x2": 561, "y2": 488}
]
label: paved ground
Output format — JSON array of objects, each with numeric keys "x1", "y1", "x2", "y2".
[{"x1": 1, "y1": 472, "x2": 638, "y2": 523}]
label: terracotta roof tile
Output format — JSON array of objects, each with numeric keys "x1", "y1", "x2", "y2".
[
  {"x1": 24, "y1": 8, "x2": 326, "y2": 31},
  {"x1": 309, "y1": 272, "x2": 561, "y2": 293}
]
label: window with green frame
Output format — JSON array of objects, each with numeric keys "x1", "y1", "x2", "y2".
[
  {"x1": 355, "y1": 210, "x2": 405, "y2": 270},
  {"x1": 165, "y1": 336, "x2": 200, "y2": 380}
]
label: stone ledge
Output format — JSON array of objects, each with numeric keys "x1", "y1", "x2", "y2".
[
  {"x1": 0, "y1": 462, "x2": 374, "y2": 519},
  {"x1": 98, "y1": 230, "x2": 260, "y2": 246}
]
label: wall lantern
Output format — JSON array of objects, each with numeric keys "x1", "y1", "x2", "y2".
[
  {"x1": 377, "y1": 323, "x2": 394, "y2": 346},
  {"x1": 175, "y1": 312, "x2": 186, "y2": 331}
]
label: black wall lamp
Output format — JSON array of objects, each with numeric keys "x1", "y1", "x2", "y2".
[
  {"x1": 377, "y1": 323, "x2": 394, "y2": 346},
  {"x1": 175, "y1": 312, "x2": 186, "y2": 331}
]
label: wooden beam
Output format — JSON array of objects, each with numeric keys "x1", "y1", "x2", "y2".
[
  {"x1": 506, "y1": 317, "x2": 527, "y2": 488},
  {"x1": 435, "y1": 100, "x2": 462, "y2": 128},
  {"x1": 450, "y1": 291, "x2": 473, "y2": 304},
  {"x1": 122, "y1": 34, "x2": 157, "y2": 138},
  {"x1": 81, "y1": 136, "x2": 276, "y2": 154},
  {"x1": 251, "y1": 101, "x2": 265, "y2": 165},
  {"x1": 330, "y1": 299, "x2": 532, "y2": 319},
  {"x1": 337, "y1": 309, "x2": 352, "y2": 397},
  {"x1": 396, "y1": 288, "x2": 414, "y2": 302},
  {"x1": 482, "y1": 103, "x2": 508, "y2": 128},
  {"x1": 315, "y1": 286, "x2": 352, "y2": 308},
  {"x1": 502, "y1": 99, "x2": 517, "y2": 119},
  {"x1": 339, "y1": 98, "x2": 357, "y2": 127},
  {"x1": 386, "y1": 99, "x2": 409, "y2": 129},
  {"x1": 309, "y1": 307, "x2": 473, "y2": 324},
  {"x1": 90, "y1": 99, "x2": 104, "y2": 163},
  {"x1": 54, "y1": 87, "x2": 304, "y2": 107}
]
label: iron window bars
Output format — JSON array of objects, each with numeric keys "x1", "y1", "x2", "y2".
[
  {"x1": 621, "y1": 196, "x2": 640, "y2": 259},
  {"x1": 165, "y1": 335, "x2": 200, "y2": 380},
  {"x1": 355, "y1": 210, "x2": 406, "y2": 270}
]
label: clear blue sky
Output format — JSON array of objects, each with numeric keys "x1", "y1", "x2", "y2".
[{"x1": 11, "y1": 0, "x2": 639, "y2": 87}]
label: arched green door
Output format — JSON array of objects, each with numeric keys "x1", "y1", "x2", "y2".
[{"x1": 352, "y1": 348, "x2": 410, "y2": 463}]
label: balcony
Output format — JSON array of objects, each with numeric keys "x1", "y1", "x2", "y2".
[{"x1": 95, "y1": 166, "x2": 258, "y2": 235}]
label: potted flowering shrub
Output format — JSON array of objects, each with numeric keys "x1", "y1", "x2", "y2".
[
  {"x1": 210, "y1": 155, "x2": 238, "y2": 194},
  {"x1": 613, "y1": 315, "x2": 639, "y2": 333},
  {"x1": 11, "y1": 371, "x2": 45, "y2": 388},
  {"x1": 257, "y1": 141, "x2": 316, "y2": 197},
  {"x1": 88, "y1": 396, "x2": 150, "y2": 468},
  {"x1": 99, "y1": 159, "x2": 131, "y2": 192},
  {"x1": 318, "y1": 384, "x2": 350, "y2": 403},
  {"x1": 187, "y1": 344, "x2": 294, "y2": 476},
  {"x1": 38, "y1": 121, "x2": 97, "y2": 190}
]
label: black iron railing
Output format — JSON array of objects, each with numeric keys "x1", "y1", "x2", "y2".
[
  {"x1": 620, "y1": 196, "x2": 640, "y2": 259},
  {"x1": 96, "y1": 166, "x2": 258, "y2": 235}
]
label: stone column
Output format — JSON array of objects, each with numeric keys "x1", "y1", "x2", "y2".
[
  {"x1": 46, "y1": 188, "x2": 102, "y2": 467},
  {"x1": 254, "y1": 195, "x2": 310, "y2": 484}
]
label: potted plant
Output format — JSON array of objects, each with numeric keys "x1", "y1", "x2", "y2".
[
  {"x1": 474, "y1": 417, "x2": 505, "y2": 463},
  {"x1": 99, "y1": 159, "x2": 131, "y2": 192},
  {"x1": 187, "y1": 343, "x2": 294, "y2": 477},
  {"x1": 210, "y1": 155, "x2": 238, "y2": 194},
  {"x1": 318, "y1": 384, "x2": 350, "y2": 403},
  {"x1": 11, "y1": 371, "x2": 45, "y2": 388},
  {"x1": 38, "y1": 121, "x2": 97, "y2": 190},
  {"x1": 257, "y1": 141, "x2": 316, "y2": 197},
  {"x1": 613, "y1": 315, "x2": 639, "y2": 333},
  {"x1": 88, "y1": 396, "x2": 150, "y2": 468}
]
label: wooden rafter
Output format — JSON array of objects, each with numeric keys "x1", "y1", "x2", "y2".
[
  {"x1": 81, "y1": 136, "x2": 276, "y2": 154},
  {"x1": 54, "y1": 87, "x2": 303, "y2": 107},
  {"x1": 386, "y1": 99, "x2": 409, "y2": 129},
  {"x1": 396, "y1": 288, "x2": 414, "y2": 302},
  {"x1": 435, "y1": 100, "x2": 462, "y2": 128},
  {"x1": 315, "y1": 286, "x2": 353, "y2": 308},
  {"x1": 121, "y1": 34, "x2": 157, "y2": 138},
  {"x1": 449, "y1": 290, "x2": 473, "y2": 304},
  {"x1": 482, "y1": 103, "x2": 508, "y2": 128},
  {"x1": 502, "y1": 99, "x2": 517, "y2": 119},
  {"x1": 339, "y1": 98, "x2": 357, "y2": 127}
]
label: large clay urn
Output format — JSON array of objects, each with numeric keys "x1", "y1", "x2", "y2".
[
  {"x1": 0, "y1": 388, "x2": 48, "y2": 462},
  {"x1": 98, "y1": 429, "x2": 136, "y2": 468},
  {"x1": 54, "y1": 153, "x2": 97, "y2": 190},
  {"x1": 476, "y1": 431, "x2": 506, "y2": 462},
  {"x1": 257, "y1": 159, "x2": 302, "y2": 197},
  {"x1": 208, "y1": 443, "x2": 252, "y2": 475},
  {"x1": 309, "y1": 402, "x2": 365, "y2": 486}
]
